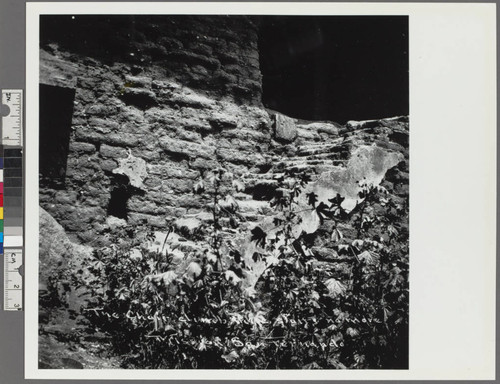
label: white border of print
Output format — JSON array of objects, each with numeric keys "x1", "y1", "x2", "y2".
[{"x1": 25, "y1": 2, "x2": 496, "y2": 380}]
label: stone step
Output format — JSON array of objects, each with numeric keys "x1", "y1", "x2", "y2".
[
  {"x1": 232, "y1": 192, "x2": 253, "y2": 201},
  {"x1": 279, "y1": 163, "x2": 337, "y2": 173},
  {"x1": 239, "y1": 212, "x2": 267, "y2": 222},
  {"x1": 241, "y1": 176, "x2": 278, "y2": 185},
  {"x1": 241, "y1": 171, "x2": 327, "y2": 186},
  {"x1": 276, "y1": 152, "x2": 349, "y2": 162},
  {"x1": 275, "y1": 158, "x2": 347, "y2": 167},
  {"x1": 297, "y1": 137, "x2": 344, "y2": 148},
  {"x1": 235, "y1": 199, "x2": 270, "y2": 213},
  {"x1": 297, "y1": 144, "x2": 349, "y2": 156}
]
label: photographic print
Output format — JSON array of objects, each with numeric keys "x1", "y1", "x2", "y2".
[{"x1": 36, "y1": 13, "x2": 409, "y2": 370}]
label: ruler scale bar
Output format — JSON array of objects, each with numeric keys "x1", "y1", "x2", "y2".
[
  {"x1": 4, "y1": 249, "x2": 22, "y2": 310},
  {"x1": 2, "y1": 90, "x2": 23, "y2": 146},
  {"x1": 1, "y1": 89, "x2": 23, "y2": 311}
]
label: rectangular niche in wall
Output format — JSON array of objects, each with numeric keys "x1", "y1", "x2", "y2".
[{"x1": 39, "y1": 83, "x2": 75, "y2": 189}]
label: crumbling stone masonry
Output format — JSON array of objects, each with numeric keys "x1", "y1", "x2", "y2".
[
  {"x1": 39, "y1": 15, "x2": 408, "y2": 250},
  {"x1": 40, "y1": 16, "x2": 268, "y2": 244}
]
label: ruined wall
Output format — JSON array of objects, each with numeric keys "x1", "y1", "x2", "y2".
[
  {"x1": 39, "y1": 15, "x2": 271, "y2": 245},
  {"x1": 39, "y1": 16, "x2": 409, "y2": 369},
  {"x1": 39, "y1": 15, "x2": 409, "y2": 256}
]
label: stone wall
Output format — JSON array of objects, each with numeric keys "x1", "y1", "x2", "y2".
[
  {"x1": 39, "y1": 15, "x2": 270, "y2": 245},
  {"x1": 39, "y1": 16, "x2": 409, "y2": 369},
  {"x1": 40, "y1": 15, "x2": 263, "y2": 104},
  {"x1": 39, "y1": 15, "x2": 409, "y2": 255}
]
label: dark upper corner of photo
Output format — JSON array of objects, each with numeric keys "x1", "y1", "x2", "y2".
[{"x1": 39, "y1": 14, "x2": 408, "y2": 124}]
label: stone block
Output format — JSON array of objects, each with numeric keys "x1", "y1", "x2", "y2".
[
  {"x1": 174, "y1": 127, "x2": 202, "y2": 143},
  {"x1": 128, "y1": 198, "x2": 160, "y2": 214},
  {"x1": 160, "y1": 137, "x2": 215, "y2": 160},
  {"x1": 158, "y1": 36, "x2": 184, "y2": 51},
  {"x1": 99, "y1": 144, "x2": 128, "y2": 159},
  {"x1": 39, "y1": 206, "x2": 93, "y2": 311},
  {"x1": 75, "y1": 89, "x2": 96, "y2": 104},
  {"x1": 143, "y1": 175, "x2": 162, "y2": 188},
  {"x1": 69, "y1": 142, "x2": 97, "y2": 153},
  {"x1": 179, "y1": 116, "x2": 212, "y2": 133},
  {"x1": 147, "y1": 163, "x2": 199, "y2": 179},
  {"x1": 191, "y1": 158, "x2": 219, "y2": 170},
  {"x1": 128, "y1": 212, "x2": 169, "y2": 228},
  {"x1": 54, "y1": 191, "x2": 78, "y2": 205},
  {"x1": 273, "y1": 113, "x2": 297, "y2": 143},
  {"x1": 85, "y1": 103, "x2": 119, "y2": 117},
  {"x1": 120, "y1": 106, "x2": 146, "y2": 123},
  {"x1": 132, "y1": 148, "x2": 161, "y2": 162},
  {"x1": 70, "y1": 115, "x2": 87, "y2": 125},
  {"x1": 167, "y1": 50, "x2": 220, "y2": 71},
  {"x1": 88, "y1": 117, "x2": 120, "y2": 130},
  {"x1": 161, "y1": 178, "x2": 194, "y2": 194},
  {"x1": 296, "y1": 127, "x2": 321, "y2": 141},
  {"x1": 208, "y1": 112, "x2": 238, "y2": 129},
  {"x1": 144, "y1": 107, "x2": 177, "y2": 124},
  {"x1": 99, "y1": 159, "x2": 119, "y2": 172},
  {"x1": 214, "y1": 70, "x2": 238, "y2": 85},
  {"x1": 217, "y1": 147, "x2": 265, "y2": 166},
  {"x1": 113, "y1": 154, "x2": 148, "y2": 188},
  {"x1": 102, "y1": 133, "x2": 140, "y2": 147},
  {"x1": 59, "y1": 207, "x2": 105, "y2": 232},
  {"x1": 218, "y1": 52, "x2": 240, "y2": 65},
  {"x1": 188, "y1": 42, "x2": 213, "y2": 56},
  {"x1": 147, "y1": 191, "x2": 176, "y2": 206},
  {"x1": 39, "y1": 50, "x2": 79, "y2": 89},
  {"x1": 170, "y1": 91, "x2": 215, "y2": 108},
  {"x1": 124, "y1": 75, "x2": 153, "y2": 88},
  {"x1": 220, "y1": 128, "x2": 269, "y2": 144},
  {"x1": 119, "y1": 87, "x2": 157, "y2": 109},
  {"x1": 174, "y1": 194, "x2": 204, "y2": 209}
]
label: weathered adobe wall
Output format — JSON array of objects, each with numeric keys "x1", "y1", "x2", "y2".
[
  {"x1": 39, "y1": 16, "x2": 409, "y2": 257},
  {"x1": 40, "y1": 16, "x2": 263, "y2": 103},
  {"x1": 39, "y1": 16, "x2": 273, "y2": 245}
]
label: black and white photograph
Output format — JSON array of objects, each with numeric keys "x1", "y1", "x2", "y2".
[{"x1": 36, "y1": 13, "x2": 409, "y2": 371}]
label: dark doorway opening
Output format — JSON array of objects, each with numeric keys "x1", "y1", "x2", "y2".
[
  {"x1": 39, "y1": 84, "x2": 75, "y2": 189},
  {"x1": 107, "y1": 185, "x2": 130, "y2": 220},
  {"x1": 258, "y1": 16, "x2": 409, "y2": 124}
]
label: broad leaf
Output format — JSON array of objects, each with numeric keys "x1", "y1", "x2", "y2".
[
  {"x1": 324, "y1": 277, "x2": 347, "y2": 298},
  {"x1": 306, "y1": 192, "x2": 318, "y2": 207},
  {"x1": 224, "y1": 270, "x2": 242, "y2": 285},
  {"x1": 251, "y1": 226, "x2": 267, "y2": 247},
  {"x1": 229, "y1": 249, "x2": 242, "y2": 264},
  {"x1": 193, "y1": 180, "x2": 204, "y2": 194},
  {"x1": 328, "y1": 193, "x2": 345, "y2": 207},
  {"x1": 160, "y1": 270, "x2": 177, "y2": 286},
  {"x1": 186, "y1": 262, "x2": 202, "y2": 279},
  {"x1": 315, "y1": 202, "x2": 333, "y2": 224},
  {"x1": 358, "y1": 250, "x2": 378, "y2": 265},
  {"x1": 247, "y1": 311, "x2": 267, "y2": 331},
  {"x1": 331, "y1": 228, "x2": 343, "y2": 242},
  {"x1": 221, "y1": 350, "x2": 239, "y2": 363}
]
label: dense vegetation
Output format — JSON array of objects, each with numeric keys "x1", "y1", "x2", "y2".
[{"x1": 46, "y1": 163, "x2": 409, "y2": 369}]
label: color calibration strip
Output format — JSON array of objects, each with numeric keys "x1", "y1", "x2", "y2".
[
  {"x1": 2, "y1": 89, "x2": 23, "y2": 311},
  {"x1": 4, "y1": 148, "x2": 23, "y2": 249}
]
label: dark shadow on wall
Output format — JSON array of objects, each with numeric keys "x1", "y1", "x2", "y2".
[
  {"x1": 39, "y1": 84, "x2": 75, "y2": 189},
  {"x1": 107, "y1": 185, "x2": 130, "y2": 220},
  {"x1": 40, "y1": 15, "x2": 408, "y2": 125},
  {"x1": 258, "y1": 16, "x2": 409, "y2": 124},
  {"x1": 40, "y1": 15, "x2": 263, "y2": 105}
]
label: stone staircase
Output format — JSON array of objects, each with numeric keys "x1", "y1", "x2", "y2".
[
  {"x1": 241, "y1": 135, "x2": 350, "y2": 191},
  {"x1": 170, "y1": 115, "x2": 409, "y2": 260}
]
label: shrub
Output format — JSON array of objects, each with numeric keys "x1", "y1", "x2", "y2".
[{"x1": 69, "y1": 165, "x2": 408, "y2": 369}]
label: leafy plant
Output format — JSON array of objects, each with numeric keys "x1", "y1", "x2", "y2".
[{"x1": 64, "y1": 163, "x2": 409, "y2": 369}]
